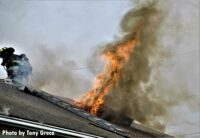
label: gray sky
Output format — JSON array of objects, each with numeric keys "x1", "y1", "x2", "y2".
[{"x1": 0, "y1": 0, "x2": 199, "y2": 137}]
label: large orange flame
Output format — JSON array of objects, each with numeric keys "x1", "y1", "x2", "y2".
[{"x1": 77, "y1": 37, "x2": 140, "y2": 115}]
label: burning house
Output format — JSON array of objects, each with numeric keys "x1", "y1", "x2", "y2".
[{"x1": 0, "y1": 0, "x2": 187, "y2": 137}]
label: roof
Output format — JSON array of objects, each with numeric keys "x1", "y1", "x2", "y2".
[{"x1": 0, "y1": 80, "x2": 173, "y2": 138}]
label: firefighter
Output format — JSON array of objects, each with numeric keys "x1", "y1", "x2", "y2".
[{"x1": 0, "y1": 47, "x2": 32, "y2": 86}]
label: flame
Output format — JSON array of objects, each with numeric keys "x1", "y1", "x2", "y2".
[{"x1": 77, "y1": 37, "x2": 140, "y2": 115}]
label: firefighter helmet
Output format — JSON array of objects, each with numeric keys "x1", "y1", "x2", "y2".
[{"x1": 0, "y1": 47, "x2": 15, "y2": 57}]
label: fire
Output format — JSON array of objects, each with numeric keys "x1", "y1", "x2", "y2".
[{"x1": 77, "y1": 37, "x2": 140, "y2": 115}]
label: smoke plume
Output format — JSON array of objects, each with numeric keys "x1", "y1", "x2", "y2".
[{"x1": 85, "y1": 0, "x2": 198, "y2": 132}]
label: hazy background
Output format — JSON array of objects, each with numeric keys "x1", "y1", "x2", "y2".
[{"x1": 0, "y1": 0, "x2": 199, "y2": 137}]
